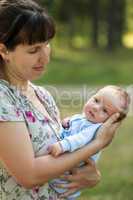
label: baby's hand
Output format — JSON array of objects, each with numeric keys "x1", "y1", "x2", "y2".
[
  {"x1": 62, "y1": 117, "x2": 70, "y2": 129},
  {"x1": 48, "y1": 142, "x2": 63, "y2": 157}
]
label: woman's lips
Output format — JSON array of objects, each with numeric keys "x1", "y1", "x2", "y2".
[{"x1": 33, "y1": 66, "x2": 44, "y2": 71}]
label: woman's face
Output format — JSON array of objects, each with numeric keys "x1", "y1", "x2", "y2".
[{"x1": 5, "y1": 41, "x2": 51, "y2": 81}]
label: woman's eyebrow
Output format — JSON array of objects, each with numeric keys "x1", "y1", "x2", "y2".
[
  {"x1": 31, "y1": 44, "x2": 41, "y2": 48},
  {"x1": 28, "y1": 45, "x2": 41, "y2": 50}
]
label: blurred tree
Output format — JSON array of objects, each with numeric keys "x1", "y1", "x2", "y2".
[
  {"x1": 39, "y1": 0, "x2": 127, "y2": 51},
  {"x1": 56, "y1": 0, "x2": 76, "y2": 47},
  {"x1": 106, "y1": 0, "x2": 126, "y2": 50},
  {"x1": 38, "y1": 0, "x2": 54, "y2": 11},
  {"x1": 54, "y1": 0, "x2": 89, "y2": 47},
  {"x1": 90, "y1": 0, "x2": 100, "y2": 48},
  {"x1": 126, "y1": 0, "x2": 133, "y2": 32}
]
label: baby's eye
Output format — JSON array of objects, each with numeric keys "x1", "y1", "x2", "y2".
[
  {"x1": 94, "y1": 97, "x2": 99, "y2": 103},
  {"x1": 103, "y1": 108, "x2": 108, "y2": 114}
]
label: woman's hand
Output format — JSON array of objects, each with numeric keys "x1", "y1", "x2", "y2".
[
  {"x1": 96, "y1": 113, "x2": 122, "y2": 149},
  {"x1": 57, "y1": 159, "x2": 101, "y2": 198}
]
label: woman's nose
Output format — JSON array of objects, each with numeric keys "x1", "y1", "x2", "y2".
[{"x1": 39, "y1": 44, "x2": 51, "y2": 61}]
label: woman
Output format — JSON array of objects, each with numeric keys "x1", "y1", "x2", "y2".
[{"x1": 0, "y1": 0, "x2": 121, "y2": 199}]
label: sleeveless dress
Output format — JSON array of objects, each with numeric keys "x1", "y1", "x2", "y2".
[{"x1": 0, "y1": 79, "x2": 62, "y2": 200}]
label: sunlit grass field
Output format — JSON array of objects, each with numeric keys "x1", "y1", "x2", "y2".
[
  {"x1": 34, "y1": 38, "x2": 133, "y2": 199},
  {"x1": 35, "y1": 45, "x2": 133, "y2": 86},
  {"x1": 79, "y1": 117, "x2": 133, "y2": 200},
  {"x1": 60, "y1": 106, "x2": 133, "y2": 200}
]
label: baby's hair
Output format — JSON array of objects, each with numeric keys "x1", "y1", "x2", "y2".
[{"x1": 99, "y1": 85, "x2": 130, "y2": 122}]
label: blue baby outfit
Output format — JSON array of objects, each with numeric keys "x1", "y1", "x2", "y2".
[{"x1": 50, "y1": 114, "x2": 102, "y2": 199}]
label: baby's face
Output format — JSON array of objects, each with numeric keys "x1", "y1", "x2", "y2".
[{"x1": 83, "y1": 88, "x2": 122, "y2": 123}]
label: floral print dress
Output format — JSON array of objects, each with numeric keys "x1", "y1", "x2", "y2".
[{"x1": 0, "y1": 79, "x2": 62, "y2": 200}]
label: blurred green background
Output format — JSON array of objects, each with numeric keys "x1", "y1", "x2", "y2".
[
  {"x1": 35, "y1": 0, "x2": 133, "y2": 86},
  {"x1": 36, "y1": 0, "x2": 133, "y2": 199}
]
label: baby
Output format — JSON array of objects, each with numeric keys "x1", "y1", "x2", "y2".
[{"x1": 49, "y1": 85, "x2": 130, "y2": 199}]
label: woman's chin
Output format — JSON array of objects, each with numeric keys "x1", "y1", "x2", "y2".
[{"x1": 29, "y1": 70, "x2": 46, "y2": 81}]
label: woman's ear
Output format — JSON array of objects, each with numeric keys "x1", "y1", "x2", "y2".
[{"x1": 0, "y1": 43, "x2": 9, "y2": 62}]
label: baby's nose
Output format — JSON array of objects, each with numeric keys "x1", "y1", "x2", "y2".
[{"x1": 93, "y1": 104, "x2": 101, "y2": 112}]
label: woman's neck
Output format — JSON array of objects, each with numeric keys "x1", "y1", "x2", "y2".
[{"x1": 4, "y1": 72, "x2": 29, "y2": 93}]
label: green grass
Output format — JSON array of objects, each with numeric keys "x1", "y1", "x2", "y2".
[
  {"x1": 80, "y1": 118, "x2": 133, "y2": 200},
  {"x1": 34, "y1": 46, "x2": 133, "y2": 86},
  {"x1": 60, "y1": 106, "x2": 133, "y2": 200}
]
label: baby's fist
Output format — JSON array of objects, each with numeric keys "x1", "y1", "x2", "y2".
[{"x1": 48, "y1": 142, "x2": 63, "y2": 157}]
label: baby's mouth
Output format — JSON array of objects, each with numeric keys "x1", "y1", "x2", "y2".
[{"x1": 88, "y1": 110, "x2": 95, "y2": 118}]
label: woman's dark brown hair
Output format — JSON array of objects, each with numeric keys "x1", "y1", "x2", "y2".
[
  {"x1": 0, "y1": 0, "x2": 55, "y2": 50},
  {"x1": 0, "y1": 0, "x2": 55, "y2": 75}
]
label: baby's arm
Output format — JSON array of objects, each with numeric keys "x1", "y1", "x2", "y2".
[
  {"x1": 50, "y1": 123, "x2": 101, "y2": 157},
  {"x1": 48, "y1": 117, "x2": 70, "y2": 157}
]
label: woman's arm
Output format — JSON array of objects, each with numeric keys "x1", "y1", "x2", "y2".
[{"x1": 0, "y1": 113, "x2": 120, "y2": 189}]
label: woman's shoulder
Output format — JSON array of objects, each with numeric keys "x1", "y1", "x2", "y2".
[
  {"x1": 0, "y1": 79, "x2": 21, "y2": 104},
  {"x1": 0, "y1": 79, "x2": 10, "y2": 90},
  {"x1": 0, "y1": 79, "x2": 14, "y2": 99},
  {"x1": 0, "y1": 80, "x2": 24, "y2": 121}
]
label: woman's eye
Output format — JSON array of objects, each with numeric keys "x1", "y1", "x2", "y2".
[
  {"x1": 29, "y1": 49, "x2": 37, "y2": 54},
  {"x1": 29, "y1": 47, "x2": 41, "y2": 54}
]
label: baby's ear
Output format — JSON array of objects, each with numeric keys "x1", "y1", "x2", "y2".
[{"x1": 115, "y1": 112, "x2": 126, "y2": 122}]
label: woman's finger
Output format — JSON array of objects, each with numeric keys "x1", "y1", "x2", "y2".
[
  {"x1": 62, "y1": 182, "x2": 79, "y2": 189},
  {"x1": 104, "y1": 113, "x2": 120, "y2": 127},
  {"x1": 85, "y1": 158, "x2": 96, "y2": 166},
  {"x1": 59, "y1": 174, "x2": 74, "y2": 181},
  {"x1": 96, "y1": 112, "x2": 122, "y2": 148},
  {"x1": 52, "y1": 182, "x2": 78, "y2": 189},
  {"x1": 59, "y1": 188, "x2": 78, "y2": 198}
]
